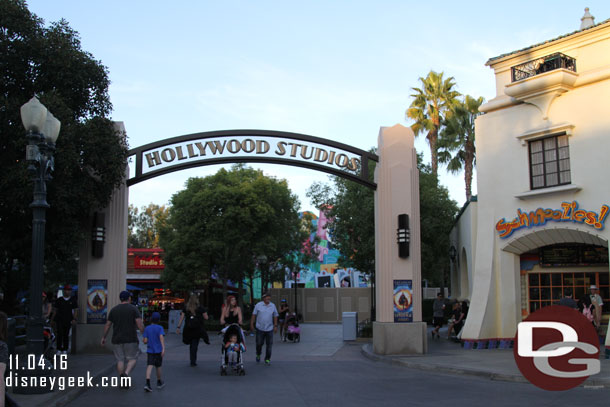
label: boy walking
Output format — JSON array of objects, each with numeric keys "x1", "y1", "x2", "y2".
[{"x1": 143, "y1": 312, "x2": 165, "y2": 392}]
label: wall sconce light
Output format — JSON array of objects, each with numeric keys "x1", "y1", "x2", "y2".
[
  {"x1": 397, "y1": 214, "x2": 410, "y2": 258},
  {"x1": 92, "y1": 212, "x2": 105, "y2": 258}
]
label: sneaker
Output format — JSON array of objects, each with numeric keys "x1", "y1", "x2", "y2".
[
  {"x1": 120, "y1": 373, "x2": 130, "y2": 389},
  {"x1": 265, "y1": 360, "x2": 270, "y2": 366},
  {"x1": 144, "y1": 384, "x2": 152, "y2": 392},
  {"x1": 256, "y1": 355, "x2": 261, "y2": 363},
  {"x1": 157, "y1": 381, "x2": 165, "y2": 389}
]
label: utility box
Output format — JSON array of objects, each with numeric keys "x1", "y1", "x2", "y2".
[
  {"x1": 342, "y1": 312, "x2": 357, "y2": 341},
  {"x1": 168, "y1": 310, "x2": 182, "y2": 333}
]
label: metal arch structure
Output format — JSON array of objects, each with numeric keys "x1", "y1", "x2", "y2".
[{"x1": 126, "y1": 129, "x2": 379, "y2": 189}]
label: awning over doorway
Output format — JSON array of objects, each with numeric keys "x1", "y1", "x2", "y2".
[{"x1": 502, "y1": 228, "x2": 608, "y2": 254}]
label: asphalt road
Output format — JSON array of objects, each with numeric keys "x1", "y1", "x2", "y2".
[{"x1": 67, "y1": 324, "x2": 609, "y2": 407}]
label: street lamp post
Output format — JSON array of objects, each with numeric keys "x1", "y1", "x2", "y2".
[
  {"x1": 293, "y1": 271, "x2": 298, "y2": 317},
  {"x1": 19, "y1": 96, "x2": 60, "y2": 393},
  {"x1": 257, "y1": 255, "x2": 267, "y2": 298}
]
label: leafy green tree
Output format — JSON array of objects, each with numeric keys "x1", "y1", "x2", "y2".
[
  {"x1": 418, "y1": 157, "x2": 459, "y2": 288},
  {"x1": 0, "y1": 1, "x2": 127, "y2": 310},
  {"x1": 128, "y1": 203, "x2": 170, "y2": 248},
  {"x1": 159, "y1": 165, "x2": 302, "y2": 302},
  {"x1": 438, "y1": 95, "x2": 484, "y2": 201},
  {"x1": 406, "y1": 70, "x2": 460, "y2": 175}
]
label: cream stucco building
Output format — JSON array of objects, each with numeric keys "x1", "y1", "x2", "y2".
[{"x1": 451, "y1": 11, "x2": 610, "y2": 354}]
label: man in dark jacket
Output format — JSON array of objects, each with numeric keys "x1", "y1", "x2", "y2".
[
  {"x1": 53, "y1": 284, "x2": 78, "y2": 354},
  {"x1": 558, "y1": 289, "x2": 578, "y2": 309}
]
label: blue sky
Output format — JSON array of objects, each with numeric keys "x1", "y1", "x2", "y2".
[{"x1": 26, "y1": 1, "x2": 610, "y2": 212}]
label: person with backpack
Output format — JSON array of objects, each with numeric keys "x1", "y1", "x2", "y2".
[
  {"x1": 176, "y1": 294, "x2": 209, "y2": 366},
  {"x1": 579, "y1": 294, "x2": 596, "y2": 327},
  {"x1": 589, "y1": 285, "x2": 604, "y2": 331}
]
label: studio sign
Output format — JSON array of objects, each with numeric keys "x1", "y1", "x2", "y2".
[{"x1": 143, "y1": 138, "x2": 360, "y2": 172}]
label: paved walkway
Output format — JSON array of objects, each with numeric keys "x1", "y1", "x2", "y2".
[
  {"x1": 7, "y1": 324, "x2": 610, "y2": 406},
  {"x1": 361, "y1": 326, "x2": 610, "y2": 388}
]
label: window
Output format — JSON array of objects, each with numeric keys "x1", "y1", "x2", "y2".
[
  {"x1": 528, "y1": 271, "x2": 609, "y2": 314},
  {"x1": 528, "y1": 133, "x2": 571, "y2": 189}
]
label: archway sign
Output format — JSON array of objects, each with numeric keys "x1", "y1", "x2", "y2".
[
  {"x1": 76, "y1": 124, "x2": 425, "y2": 356},
  {"x1": 127, "y1": 130, "x2": 379, "y2": 189}
]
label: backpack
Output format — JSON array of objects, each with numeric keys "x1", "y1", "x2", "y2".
[
  {"x1": 185, "y1": 312, "x2": 202, "y2": 330},
  {"x1": 582, "y1": 305, "x2": 594, "y2": 322}
]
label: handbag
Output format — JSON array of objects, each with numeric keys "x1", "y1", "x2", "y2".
[{"x1": 200, "y1": 326, "x2": 210, "y2": 344}]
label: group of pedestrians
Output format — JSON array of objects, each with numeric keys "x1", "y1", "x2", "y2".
[
  {"x1": 431, "y1": 293, "x2": 469, "y2": 341},
  {"x1": 559, "y1": 285, "x2": 605, "y2": 331},
  {"x1": 100, "y1": 290, "x2": 288, "y2": 392}
]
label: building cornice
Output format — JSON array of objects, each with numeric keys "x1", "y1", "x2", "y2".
[{"x1": 487, "y1": 20, "x2": 610, "y2": 68}]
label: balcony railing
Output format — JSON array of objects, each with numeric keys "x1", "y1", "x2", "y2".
[{"x1": 511, "y1": 53, "x2": 576, "y2": 82}]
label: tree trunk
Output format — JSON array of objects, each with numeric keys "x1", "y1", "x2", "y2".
[
  {"x1": 249, "y1": 277, "x2": 254, "y2": 310},
  {"x1": 465, "y1": 139, "x2": 474, "y2": 201},
  {"x1": 464, "y1": 161, "x2": 473, "y2": 201},
  {"x1": 237, "y1": 279, "x2": 244, "y2": 309},
  {"x1": 260, "y1": 264, "x2": 266, "y2": 298},
  {"x1": 428, "y1": 128, "x2": 439, "y2": 175},
  {"x1": 222, "y1": 267, "x2": 228, "y2": 302}
]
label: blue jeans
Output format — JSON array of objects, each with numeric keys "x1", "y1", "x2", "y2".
[{"x1": 255, "y1": 329, "x2": 273, "y2": 360}]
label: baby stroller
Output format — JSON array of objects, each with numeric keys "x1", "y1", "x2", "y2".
[
  {"x1": 43, "y1": 320, "x2": 56, "y2": 359},
  {"x1": 220, "y1": 324, "x2": 246, "y2": 376},
  {"x1": 283, "y1": 313, "x2": 301, "y2": 343}
]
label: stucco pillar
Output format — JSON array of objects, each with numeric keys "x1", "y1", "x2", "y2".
[
  {"x1": 372, "y1": 124, "x2": 426, "y2": 354},
  {"x1": 76, "y1": 123, "x2": 129, "y2": 353}
]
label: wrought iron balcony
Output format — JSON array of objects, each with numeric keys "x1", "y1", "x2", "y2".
[{"x1": 511, "y1": 53, "x2": 576, "y2": 82}]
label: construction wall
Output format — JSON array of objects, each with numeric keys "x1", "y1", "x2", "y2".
[{"x1": 269, "y1": 288, "x2": 371, "y2": 323}]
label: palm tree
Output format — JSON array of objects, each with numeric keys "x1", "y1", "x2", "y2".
[
  {"x1": 438, "y1": 95, "x2": 484, "y2": 201},
  {"x1": 406, "y1": 71, "x2": 460, "y2": 175}
]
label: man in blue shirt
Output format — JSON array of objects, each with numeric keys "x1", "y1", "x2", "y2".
[
  {"x1": 143, "y1": 312, "x2": 165, "y2": 391},
  {"x1": 250, "y1": 293, "x2": 278, "y2": 365}
]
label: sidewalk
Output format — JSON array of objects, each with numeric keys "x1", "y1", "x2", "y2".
[
  {"x1": 8, "y1": 353, "x2": 117, "y2": 407},
  {"x1": 361, "y1": 326, "x2": 610, "y2": 388},
  {"x1": 8, "y1": 334, "x2": 185, "y2": 407}
]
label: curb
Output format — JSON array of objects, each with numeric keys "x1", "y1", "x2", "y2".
[
  {"x1": 360, "y1": 344, "x2": 610, "y2": 388},
  {"x1": 44, "y1": 364, "x2": 116, "y2": 407}
]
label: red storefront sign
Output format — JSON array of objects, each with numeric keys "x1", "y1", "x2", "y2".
[{"x1": 134, "y1": 255, "x2": 164, "y2": 269}]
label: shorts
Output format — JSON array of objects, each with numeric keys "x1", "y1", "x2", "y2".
[
  {"x1": 113, "y1": 342, "x2": 140, "y2": 362},
  {"x1": 147, "y1": 352, "x2": 163, "y2": 367},
  {"x1": 433, "y1": 317, "x2": 445, "y2": 328}
]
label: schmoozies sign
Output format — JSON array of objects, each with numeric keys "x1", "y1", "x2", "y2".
[
  {"x1": 126, "y1": 130, "x2": 378, "y2": 189},
  {"x1": 496, "y1": 201, "x2": 609, "y2": 238}
]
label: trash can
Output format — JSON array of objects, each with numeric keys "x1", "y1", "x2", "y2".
[{"x1": 342, "y1": 312, "x2": 357, "y2": 341}]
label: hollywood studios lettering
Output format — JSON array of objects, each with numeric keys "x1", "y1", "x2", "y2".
[{"x1": 144, "y1": 139, "x2": 360, "y2": 171}]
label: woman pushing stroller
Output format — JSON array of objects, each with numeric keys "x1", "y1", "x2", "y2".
[{"x1": 219, "y1": 295, "x2": 247, "y2": 375}]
